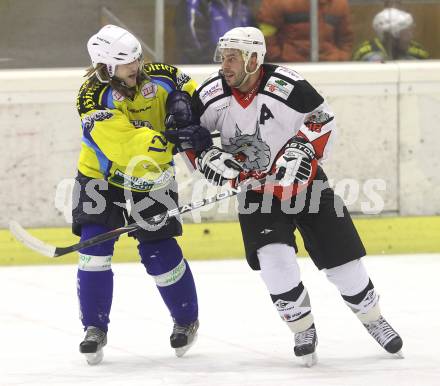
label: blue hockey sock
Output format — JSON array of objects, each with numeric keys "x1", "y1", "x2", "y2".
[
  {"x1": 77, "y1": 223, "x2": 116, "y2": 332},
  {"x1": 139, "y1": 238, "x2": 198, "y2": 326}
]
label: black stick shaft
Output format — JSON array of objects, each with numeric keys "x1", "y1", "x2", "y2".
[{"x1": 53, "y1": 177, "x2": 266, "y2": 257}]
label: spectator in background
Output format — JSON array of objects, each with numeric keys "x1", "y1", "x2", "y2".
[
  {"x1": 353, "y1": 8, "x2": 429, "y2": 61},
  {"x1": 257, "y1": 0, "x2": 353, "y2": 62},
  {"x1": 175, "y1": 0, "x2": 254, "y2": 64}
]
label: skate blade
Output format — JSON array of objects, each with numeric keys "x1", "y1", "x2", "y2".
[
  {"x1": 301, "y1": 352, "x2": 318, "y2": 368},
  {"x1": 394, "y1": 350, "x2": 404, "y2": 359},
  {"x1": 84, "y1": 349, "x2": 104, "y2": 365},
  {"x1": 175, "y1": 334, "x2": 198, "y2": 358}
]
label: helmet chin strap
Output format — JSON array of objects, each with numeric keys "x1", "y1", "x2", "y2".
[
  {"x1": 235, "y1": 53, "x2": 260, "y2": 89},
  {"x1": 96, "y1": 71, "x2": 110, "y2": 84},
  {"x1": 236, "y1": 73, "x2": 250, "y2": 89}
]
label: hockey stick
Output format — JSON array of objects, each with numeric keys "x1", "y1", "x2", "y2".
[{"x1": 9, "y1": 172, "x2": 265, "y2": 258}]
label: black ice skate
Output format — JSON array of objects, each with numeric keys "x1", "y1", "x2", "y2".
[
  {"x1": 294, "y1": 323, "x2": 318, "y2": 367},
  {"x1": 79, "y1": 326, "x2": 107, "y2": 365},
  {"x1": 363, "y1": 316, "x2": 403, "y2": 357},
  {"x1": 170, "y1": 319, "x2": 199, "y2": 357}
]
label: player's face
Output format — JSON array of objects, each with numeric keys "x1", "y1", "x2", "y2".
[
  {"x1": 115, "y1": 59, "x2": 141, "y2": 87},
  {"x1": 220, "y1": 49, "x2": 247, "y2": 88}
]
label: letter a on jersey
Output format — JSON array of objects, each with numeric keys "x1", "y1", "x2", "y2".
[{"x1": 259, "y1": 103, "x2": 274, "y2": 124}]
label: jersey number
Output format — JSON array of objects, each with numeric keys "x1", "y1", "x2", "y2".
[
  {"x1": 148, "y1": 135, "x2": 167, "y2": 152},
  {"x1": 259, "y1": 104, "x2": 274, "y2": 125}
]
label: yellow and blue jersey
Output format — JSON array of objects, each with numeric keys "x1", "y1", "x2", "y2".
[
  {"x1": 353, "y1": 37, "x2": 429, "y2": 61},
  {"x1": 76, "y1": 63, "x2": 197, "y2": 192}
]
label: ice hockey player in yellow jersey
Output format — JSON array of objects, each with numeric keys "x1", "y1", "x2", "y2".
[
  {"x1": 77, "y1": 41, "x2": 198, "y2": 190},
  {"x1": 74, "y1": 25, "x2": 211, "y2": 365}
]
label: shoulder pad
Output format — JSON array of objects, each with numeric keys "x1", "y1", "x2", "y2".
[
  {"x1": 260, "y1": 67, "x2": 324, "y2": 113},
  {"x1": 197, "y1": 74, "x2": 229, "y2": 106},
  {"x1": 144, "y1": 62, "x2": 195, "y2": 92},
  {"x1": 199, "y1": 71, "x2": 222, "y2": 88},
  {"x1": 144, "y1": 62, "x2": 179, "y2": 79},
  {"x1": 76, "y1": 79, "x2": 109, "y2": 116},
  {"x1": 260, "y1": 64, "x2": 297, "y2": 101},
  {"x1": 192, "y1": 73, "x2": 230, "y2": 116},
  {"x1": 273, "y1": 65, "x2": 304, "y2": 82}
]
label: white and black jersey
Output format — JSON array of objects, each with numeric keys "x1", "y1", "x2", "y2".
[
  {"x1": 192, "y1": 64, "x2": 336, "y2": 174},
  {"x1": 190, "y1": 64, "x2": 366, "y2": 270}
]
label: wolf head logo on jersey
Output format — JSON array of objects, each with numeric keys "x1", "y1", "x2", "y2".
[{"x1": 224, "y1": 122, "x2": 271, "y2": 172}]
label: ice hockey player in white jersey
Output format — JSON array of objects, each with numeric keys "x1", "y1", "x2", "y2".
[{"x1": 166, "y1": 27, "x2": 403, "y2": 367}]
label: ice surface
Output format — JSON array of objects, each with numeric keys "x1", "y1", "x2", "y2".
[{"x1": 1, "y1": 255, "x2": 439, "y2": 386}]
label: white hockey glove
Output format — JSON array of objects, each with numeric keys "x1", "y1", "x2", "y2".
[
  {"x1": 275, "y1": 138, "x2": 315, "y2": 187},
  {"x1": 197, "y1": 146, "x2": 243, "y2": 186}
]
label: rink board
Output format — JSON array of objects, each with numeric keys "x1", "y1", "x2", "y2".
[{"x1": 1, "y1": 216, "x2": 440, "y2": 266}]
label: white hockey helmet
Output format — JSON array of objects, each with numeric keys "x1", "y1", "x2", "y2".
[
  {"x1": 214, "y1": 27, "x2": 266, "y2": 73},
  {"x1": 87, "y1": 24, "x2": 142, "y2": 79},
  {"x1": 373, "y1": 8, "x2": 414, "y2": 40}
]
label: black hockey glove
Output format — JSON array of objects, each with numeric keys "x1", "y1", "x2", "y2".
[
  {"x1": 275, "y1": 137, "x2": 315, "y2": 187},
  {"x1": 165, "y1": 90, "x2": 197, "y2": 129},
  {"x1": 197, "y1": 147, "x2": 243, "y2": 186},
  {"x1": 164, "y1": 124, "x2": 213, "y2": 153}
]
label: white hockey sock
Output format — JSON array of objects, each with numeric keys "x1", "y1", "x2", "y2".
[
  {"x1": 324, "y1": 259, "x2": 369, "y2": 296},
  {"x1": 342, "y1": 280, "x2": 381, "y2": 323},
  {"x1": 271, "y1": 284, "x2": 314, "y2": 333},
  {"x1": 257, "y1": 243, "x2": 301, "y2": 294},
  {"x1": 257, "y1": 243, "x2": 313, "y2": 333},
  {"x1": 325, "y1": 259, "x2": 381, "y2": 323}
]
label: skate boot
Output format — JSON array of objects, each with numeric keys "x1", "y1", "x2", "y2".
[
  {"x1": 363, "y1": 316, "x2": 403, "y2": 357},
  {"x1": 79, "y1": 326, "x2": 107, "y2": 365},
  {"x1": 294, "y1": 323, "x2": 318, "y2": 367},
  {"x1": 170, "y1": 319, "x2": 199, "y2": 357}
]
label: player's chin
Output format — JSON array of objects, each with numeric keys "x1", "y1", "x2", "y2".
[
  {"x1": 224, "y1": 74, "x2": 237, "y2": 86},
  {"x1": 125, "y1": 75, "x2": 137, "y2": 87},
  {"x1": 224, "y1": 78, "x2": 234, "y2": 87}
]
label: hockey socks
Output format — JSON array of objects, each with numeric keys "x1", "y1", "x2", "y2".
[
  {"x1": 341, "y1": 279, "x2": 381, "y2": 322},
  {"x1": 271, "y1": 283, "x2": 317, "y2": 366},
  {"x1": 256, "y1": 244, "x2": 314, "y2": 332},
  {"x1": 77, "y1": 224, "x2": 116, "y2": 333},
  {"x1": 270, "y1": 282, "x2": 314, "y2": 333},
  {"x1": 324, "y1": 260, "x2": 381, "y2": 322},
  {"x1": 256, "y1": 244, "x2": 318, "y2": 365},
  {"x1": 139, "y1": 238, "x2": 198, "y2": 326}
]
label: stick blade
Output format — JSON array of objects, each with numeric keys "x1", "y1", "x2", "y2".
[{"x1": 9, "y1": 220, "x2": 56, "y2": 258}]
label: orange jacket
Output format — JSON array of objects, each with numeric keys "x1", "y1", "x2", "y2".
[{"x1": 257, "y1": 0, "x2": 353, "y2": 62}]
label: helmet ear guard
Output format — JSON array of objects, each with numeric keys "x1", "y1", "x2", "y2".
[{"x1": 87, "y1": 24, "x2": 143, "y2": 81}]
